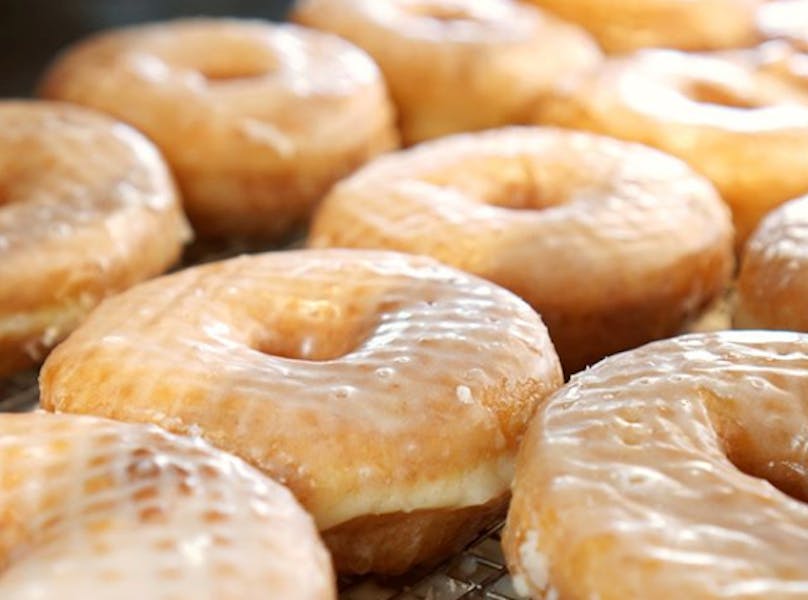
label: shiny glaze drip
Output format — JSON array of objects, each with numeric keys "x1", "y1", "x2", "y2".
[
  {"x1": 0, "y1": 412, "x2": 334, "y2": 599},
  {"x1": 505, "y1": 331, "x2": 808, "y2": 599}
]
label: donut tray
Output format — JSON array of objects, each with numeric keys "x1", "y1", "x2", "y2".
[{"x1": 0, "y1": 237, "x2": 522, "y2": 600}]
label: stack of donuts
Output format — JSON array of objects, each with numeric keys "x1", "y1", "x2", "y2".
[{"x1": 3, "y1": 0, "x2": 808, "y2": 597}]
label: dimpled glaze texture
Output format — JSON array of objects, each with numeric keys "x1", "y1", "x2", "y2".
[
  {"x1": 41, "y1": 249, "x2": 562, "y2": 532},
  {"x1": 523, "y1": 0, "x2": 762, "y2": 53},
  {"x1": 534, "y1": 49, "x2": 808, "y2": 247},
  {"x1": 505, "y1": 331, "x2": 808, "y2": 600},
  {"x1": 39, "y1": 19, "x2": 398, "y2": 239},
  {"x1": 0, "y1": 412, "x2": 334, "y2": 599},
  {"x1": 737, "y1": 195, "x2": 808, "y2": 330},
  {"x1": 308, "y1": 127, "x2": 733, "y2": 373},
  {"x1": 293, "y1": 0, "x2": 601, "y2": 144},
  {"x1": 0, "y1": 101, "x2": 189, "y2": 377}
]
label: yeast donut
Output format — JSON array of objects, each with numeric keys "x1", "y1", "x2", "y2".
[
  {"x1": 534, "y1": 48, "x2": 808, "y2": 247},
  {"x1": 0, "y1": 101, "x2": 189, "y2": 378},
  {"x1": 736, "y1": 195, "x2": 808, "y2": 330},
  {"x1": 522, "y1": 0, "x2": 762, "y2": 53},
  {"x1": 504, "y1": 331, "x2": 808, "y2": 599},
  {"x1": 0, "y1": 411, "x2": 334, "y2": 599},
  {"x1": 39, "y1": 19, "x2": 398, "y2": 240},
  {"x1": 39, "y1": 249, "x2": 563, "y2": 574},
  {"x1": 292, "y1": 0, "x2": 601, "y2": 144},
  {"x1": 308, "y1": 127, "x2": 734, "y2": 374}
]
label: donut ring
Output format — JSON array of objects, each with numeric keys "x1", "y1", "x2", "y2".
[
  {"x1": 292, "y1": 0, "x2": 601, "y2": 144},
  {"x1": 307, "y1": 127, "x2": 734, "y2": 374},
  {"x1": 0, "y1": 411, "x2": 334, "y2": 599},
  {"x1": 39, "y1": 249, "x2": 563, "y2": 574},
  {"x1": 39, "y1": 19, "x2": 398, "y2": 240},
  {"x1": 534, "y1": 48, "x2": 808, "y2": 248},
  {"x1": 505, "y1": 331, "x2": 808, "y2": 599},
  {"x1": 0, "y1": 101, "x2": 189, "y2": 378},
  {"x1": 522, "y1": 0, "x2": 763, "y2": 53},
  {"x1": 736, "y1": 194, "x2": 808, "y2": 330}
]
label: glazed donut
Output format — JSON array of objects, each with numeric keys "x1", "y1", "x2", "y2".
[
  {"x1": 0, "y1": 411, "x2": 334, "y2": 599},
  {"x1": 292, "y1": 0, "x2": 601, "y2": 144},
  {"x1": 522, "y1": 0, "x2": 763, "y2": 53},
  {"x1": 39, "y1": 249, "x2": 563, "y2": 574},
  {"x1": 504, "y1": 331, "x2": 808, "y2": 599},
  {"x1": 0, "y1": 101, "x2": 189, "y2": 378},
  {"x1": 307, "y1": 127, "x2": 734, "y2": 374},
  {"x1": 736, "y1": 195, "x2": 808, "y2": 330},
  {"x1": 534, "y1": 48, "x2": 808, "y2": 248},
  {"x1": 39, "y1": 18, "x2": 398, "y2": 240}
]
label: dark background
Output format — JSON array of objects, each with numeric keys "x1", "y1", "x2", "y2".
[{"x1": 1, "y1": 0, "x2": 295, "y2": 96}]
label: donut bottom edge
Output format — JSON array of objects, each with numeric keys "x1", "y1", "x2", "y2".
[{"x1": 323, "y1": 493, "x2": 509, "y2": 575}]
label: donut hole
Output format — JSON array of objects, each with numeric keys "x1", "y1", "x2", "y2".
[
  {"x1": 424, "y1": 156, "x2": 568, "y2": 211},
  {"x1": 704, "y1": 391, "x2": 808, "y2": 504},
  {"x1": 408, "y1": 3, "x2": 477, "y2": 24},
  {"x1": 156, "y1": 33, "x2": 279, "y2": 82},
  {"x1": 685, "y1": 81, "x2": 762, "y2": 109},
  {"x1": 248, "y1": 298, "x2": 378, "y2": 361}
]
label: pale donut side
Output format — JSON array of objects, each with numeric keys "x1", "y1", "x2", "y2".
[
  {"x1": 39, "y1": 249, "x2": 563, "y2": 574},
  {"x1": 308, "y1": 127, "x2": 734, "y2": 374},
  {"x1": 522, "y1": 0, "x2": 763, "y2": 53},
  {"x1": 293, "y1": 0, "x2": 601, "y2": 144},
  {"x1": 736, "y1": 195, "x2": 808, "y2": 330},
  {"x1": 533, "y1": 48, "x2": 808, "y2": 248},
  {"x1": 0, "y1": 411, "x2": 334, "y2": 599},
  {"x1": 39, "y1": 18, "x2": 398, "y2": 240},
  {"x1": 505, "y1": 331, "x2": 808, "y2": 599},
  {"x1": 0, "y1": 101, "x2": 190, "y2": 377}
]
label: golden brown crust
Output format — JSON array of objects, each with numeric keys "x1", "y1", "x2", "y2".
[
  {"x1": 39, "y1": 18, "x2": 398, "y2": 239},
  {"x1": 293, "y1": 0, "x2": 601, "y2": 144},
  {"x1": 0, "y1": 101, "x2": 189, "y2": 377},
  {"x1": 324, "y1": 494, "x2": 508, "y2": 575}
]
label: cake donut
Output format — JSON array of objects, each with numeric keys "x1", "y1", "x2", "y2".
[
  {"x1": 504, "y1": 330, "x2": 808, "y2": 599},
  {"x1": 292, "y1": 0, "x2": 601, "y2": 144},
  {"x1": 0, "y1": 101, "x2": 189, "y2": 378},
  {"x1": 736, "y1": 194, "x2": 808, "y2": 330},
  {"x1": 533, "y1": 48, "x2": 808, "y2": 248},
  {"x1": 39, "y1": 249, "x2": 563, "y2": 574},
  {"x1": 307, "y1": 127, "x2": 734, "y2": 374},
  {"x1": 39, "y1": 19, "x2": 398, "y2": 240},
  {"x1": 522, "y1": 0, "x2": 763, "y2": 53},
  {"x1": 0, "y1": 411, "x2": 334, "y2": 599}
]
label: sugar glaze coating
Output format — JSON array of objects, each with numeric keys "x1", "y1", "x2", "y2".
[
  {"x1": 505, "y1": 331, "x2": 808, "y2": 599},
  {"x1": 0, "y1": 412, "x2": 334, "y2": 599}
]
